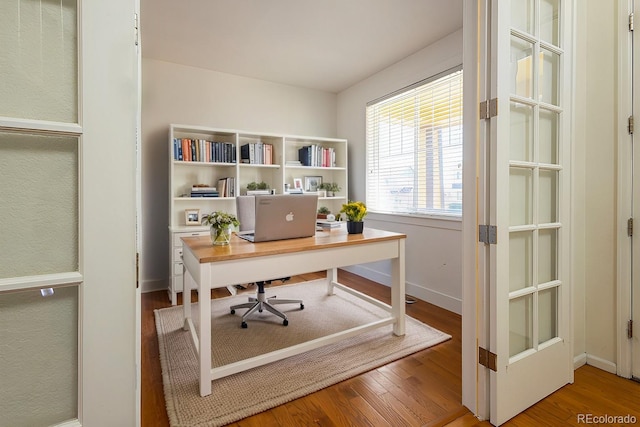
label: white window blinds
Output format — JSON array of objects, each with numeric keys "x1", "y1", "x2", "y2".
[{"x1": 366, "y1": 67, "x2": 463, "y2": 217}]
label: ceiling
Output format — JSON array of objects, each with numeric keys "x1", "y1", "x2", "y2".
[{"x1": 140, "y1": 0, "x2": 463, "y2": 93}]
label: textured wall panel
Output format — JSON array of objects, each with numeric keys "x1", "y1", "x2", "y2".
[
  {"x1": 0, "y1": 285, "x2": 78, "y2": 426},
  {"x1": 0, "y1": 0, "x2": 77, "y2": 122},
  {"x1": 0, "y1": 132, "x2": 78, "y2": 279}
]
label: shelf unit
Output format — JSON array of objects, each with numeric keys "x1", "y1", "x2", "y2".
[{"x1": 167, "y1": 124, "x2": 348, "y2": 304}]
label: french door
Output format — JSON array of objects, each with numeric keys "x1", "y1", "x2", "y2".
[
  {"x1": 464, "y1": 0, "x2": 575, "y2": 424},
  {"x1": 0, "y1": 1, "x2": 138, "y2": 425}
]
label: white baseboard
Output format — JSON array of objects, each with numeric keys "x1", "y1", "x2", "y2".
[
  {"x1": 141, "y1": 278, "x2": 168, "y2": 294},
  {"x1": 585, "y1": 354, "x2": 617, "y2": 374},
  {"x1": 342, "y1": 265, "x2": 462, "y2": 315},
  {"x1": 573, "y1": 352, "x2": 587, "y2": 370}
]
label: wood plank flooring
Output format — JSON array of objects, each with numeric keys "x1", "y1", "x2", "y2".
[{"x1": 142, "y1": 270, "x2": 640, "y2": 426}]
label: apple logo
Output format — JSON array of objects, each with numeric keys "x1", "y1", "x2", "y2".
[{"x1": 285, "y1": 211, "x2": 294, "y2": 222}]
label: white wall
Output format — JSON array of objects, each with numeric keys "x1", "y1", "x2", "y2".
[
  {"x1": 337, "y1": 30, "x2": 464, "y2": 314},
  {"x1": 573, "y1": 0, "x2": 618, "y2": 372},
  {"x1": 141, "y1": 59, "x2": 338, "y2": 291},
  {"x1": 572, "y1": 0, "x2": 587, "y2": 366}
]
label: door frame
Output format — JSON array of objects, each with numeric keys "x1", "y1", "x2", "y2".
[
  {"x1": 80, "y1": 0, "x2": 138, "y2": 423},
  {"x1": 462, "y1": 0, "x2": 490, "y2": 420},
  {"x1": 617, "y1": 0, "x2": 635, "y2": 380}
]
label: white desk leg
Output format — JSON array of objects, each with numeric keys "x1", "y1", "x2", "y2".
[
  {"x1": 391, "y1": 239, "x2": 406, "y2": 336},
  {"x1": 327, "y1": 267, "x2": 337, "y2": 295},
  {"x1": 183, "y1": 268, "x2": 192, "y2": 331},
  {"x1": 199, "y1": 264, "x2": 212, "y2": 397}
]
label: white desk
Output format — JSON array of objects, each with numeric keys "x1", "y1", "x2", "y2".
[{"x1": 181, "y1": 227, "x2": 406, "y2": 396}]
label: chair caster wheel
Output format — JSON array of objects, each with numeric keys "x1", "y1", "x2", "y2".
[
  {"x1": 283, "y1": 319, "x2": 288, "y2": 326},
  {"x1": 230, "y1": 309, "x2": 236, "y2": 314},
  {"x1": 300, "y1": 304, "x2": 304, "y2": 310},
  {"x1": 241, "y1": 322, "x2": 248, "y2": 328}
]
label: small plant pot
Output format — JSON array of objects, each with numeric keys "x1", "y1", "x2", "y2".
[{"x1": 346, "y1": 221, "x2": 364, "y2": 234}]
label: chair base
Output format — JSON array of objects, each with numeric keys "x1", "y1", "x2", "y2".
[{"x1": 230, "y1": 282, "x2": 303, "y2": 328}]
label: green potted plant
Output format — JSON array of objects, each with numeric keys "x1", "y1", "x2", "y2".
[
  {"x1": 202, "y1": 210, "x2": 239, "y2": 245},
  {"x1": 246, "y1": 181, "x2": 270, "y2": 195},
  {"x1": 319, "y1": 182, "x2": 341, "y2": 197},
  {"x1": 317, "y1": 206, "x2": 331, "y2": 219},
  {"x1": 340, "y1": 201, "x2": 367, "y2": 234}
]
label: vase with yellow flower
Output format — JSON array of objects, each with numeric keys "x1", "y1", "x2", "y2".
[{"x1": 340, "y1": 201, "x2": 367, "y2": 234}]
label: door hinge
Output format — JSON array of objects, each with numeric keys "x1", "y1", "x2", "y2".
[
  {"x1": 480, "y1": 98, "x2": 498, "y2": 120},
  {"x1": 628, "y1": 218, "x2": 634, "y2": 237},
  {"x1": 628, "y1": 319, "x2": 633, "y2": 339},
  {"x1": 630, "y1": 13, "x2": 635, "y2": 32},
  {"x1": 134, "y1": 13, "x2": 140, "y2": 46},
  {"x1": 479, "y1": 224, "x2": 497, "y2": 245},
  {"x1": 629, "y1": 116, "x2": 634, "y2": 134},
  {"x1": 479, "y1": 347, "x2": 497, "y2": 371},
  {"x1": 136, "y1": 252, "x2": 140, "y2": 288}
]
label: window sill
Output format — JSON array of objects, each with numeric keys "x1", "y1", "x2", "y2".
[{"x1": 366, "y1": 211, "x2": 462, "y2": 231}]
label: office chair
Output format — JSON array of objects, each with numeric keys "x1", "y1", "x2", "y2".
[{"x1": 230, "y1": 196, "x2": 304, "y2": 328}]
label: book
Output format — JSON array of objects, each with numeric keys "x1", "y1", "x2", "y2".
[
  {"x1": 317, "y1": 220, "x2": 341, "y2": 228},
  {"x1": 240, "y1": 143, "x2": 251, "y2": 163},
  {"x1": 264, "y1": 143, "x2": 273, "y2": 164},
  {"x1": 190, "y1": 192, "x2": 219, "y2": 197},
  {"x1": 191, "y1": 187, "x2": 217, "y2": 192}
]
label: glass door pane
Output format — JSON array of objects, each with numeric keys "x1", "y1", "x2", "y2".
[
  {"x1": 0, "y1": 0, "x2": 78, "y2": 122},
  {"x1": 538, "y1": 286, "x2": 558, "y2": 343},
  {"x1": 510, "y1": 294, "x2": 533, "y2": 356},
  {"x1": 538, "y1": 228, "x2": 558, "y2": 284},
  {"x1": 540, "y1": 0, "x2": 560, "y2": 46},
  {"x1": 0, "y1": 285, "x2": 78, "y2": 426},
  {"x1": 0, "y1": 132, "x2": 78, "y2": 278},
  {"x1": 538, "y1": 109, "x2": 559, "y2": 164},
  {"x1": 511, "y1": 37, "x2": 535, "y2": 99},
  {"x1": 510, "y1": 231, "x2": 533, "y2": 292},
  {"x1": 510, "y1": 102, "x2": 534, "y2": 162}
]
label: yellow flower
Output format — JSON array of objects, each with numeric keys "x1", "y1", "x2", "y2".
[{"x1": 340, "y1": 201, "x2": 367, "y2": 222}]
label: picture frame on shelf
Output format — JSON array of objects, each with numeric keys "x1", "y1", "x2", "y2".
[
  {"x1": 304, "y1": 175, "x2": 322, "y2": 192},
  {"x1": 293, "y1": 178, "x2": 303, "y2": 190},
  {"x1": 185, "y1": 208, "x2": 201, "y2": 225}
]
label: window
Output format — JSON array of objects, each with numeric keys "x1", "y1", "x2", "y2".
[{"x1": 366, "y1": 67, "x2": 463, "y2": 217}]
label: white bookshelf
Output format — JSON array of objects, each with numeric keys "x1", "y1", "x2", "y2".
[{"x1": 167, "y1": 124, "x2": 348, "y2": 304}]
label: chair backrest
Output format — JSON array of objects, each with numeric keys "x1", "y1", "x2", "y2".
[{"x1": 235, "y1": 195, "x2": 256, "y2": 232}]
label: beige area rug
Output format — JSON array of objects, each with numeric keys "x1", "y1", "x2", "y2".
[{"x1": 154, "y1": 280, "x2": 451, "y2": 427}]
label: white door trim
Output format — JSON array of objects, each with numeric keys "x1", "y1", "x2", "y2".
[
  {"x1": 616, "y1": 0, "x2": 633, "y2": 379},
  {"x1": 462, "y1": 0, "x2": 491, "y2": 421}
]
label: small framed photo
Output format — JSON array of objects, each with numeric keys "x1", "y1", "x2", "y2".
[
  {"x1": 293, "y1": 178, "x2": 303, "y2": 190},
  {"x1": 304, "y1": 176, "x2": 323, "y2": 192},
  {"x1": 185, "y1": 208, "x2": 201, "y2": 225}
]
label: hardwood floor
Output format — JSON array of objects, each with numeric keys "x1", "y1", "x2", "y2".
[{"x1": 142, "y1": 270, "x2": 640, "y2": 426}]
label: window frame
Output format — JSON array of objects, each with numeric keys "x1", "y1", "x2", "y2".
[{"x1": 365, "y1": 65, "x2": 463, "y2": 220}]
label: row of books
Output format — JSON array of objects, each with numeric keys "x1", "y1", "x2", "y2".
[
  {"x1": 240, "y1": 142, "x2": 274, "y2": 165},
  {"x1": 173, "y1": 138, "x2": 236, "y2": 163},
  {"x1": 298, "y1": 145, "x2": 336, "y2": 168},
  {"x1": 190, "y1": 186, "x2": 218, "y2": 197},
  {"x1": 216, "y1": 177, "x2": 235, "y2": 197}
]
